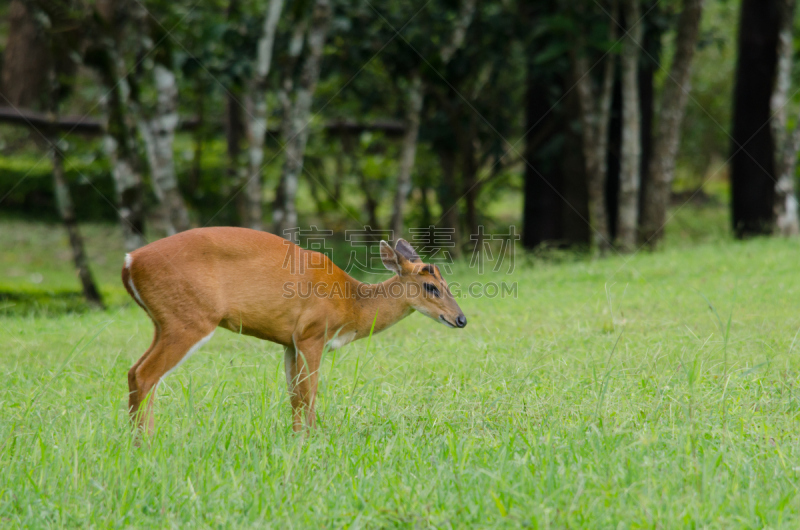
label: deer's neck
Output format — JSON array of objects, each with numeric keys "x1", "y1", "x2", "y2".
[{"x1": 354, "y1": 275, "x2": 413, "y2": 337}]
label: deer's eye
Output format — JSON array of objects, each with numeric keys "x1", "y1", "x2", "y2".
[{"x1": 424, "y1": 283, "x2": 440, "y2": 297}]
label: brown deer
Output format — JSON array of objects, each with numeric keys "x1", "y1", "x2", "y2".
[{"x1": 121, "y1": 227, "x2": 466, "y2": 433}]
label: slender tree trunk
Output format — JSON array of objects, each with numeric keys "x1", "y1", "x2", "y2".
[
  {"x1": 390, "y1": 72, "x2": 423, "y2": 240},
  {"x1": 573, "y1": 4, "x2": 618, "y2": 254},
  {"x1": 617, "y1": 0, "x2": 643, "y2": 251},
  {"x1": 437, "y1": 148, "x2": 461, "y2": 258},
  {"x1": 731, "y1": 0, "x2": 780, "y2": 237},
  {"x1": 243, "y1": 0, "x2": 284, "y2": 231},
  {"x1": 98, "y1": 41, "x2": 147, "y2": 251},
  {"x1": 51, "y1": 141, "x2": 105, "y2": 309},
  {"x1": 139, "y1": 64, "x2": 190, "y2": 235},
  {"x1": 640, "y1": 0, "x2": 703, "y2": 245},
  {"x1": 188, "y1": 79, "x2": 205, "y2": 197},
  {"x1": 44, "y1": 52, "x2": 104, "y2": 309},
  {"x1": 638, "y1": 1, "x2": 661, "y2": 229},
  {"x1": 390, "y1": 0, "x2": 476, "y2": 239},
  {"x1": 226, "y1": 86, "x2": 247, "y2": 223},
  {"x1": 273, "y1": 21, "x2": 307, "y2": 230},
  {"x1": 461, "y1": 116, "x2": 480, "y2": 247},
  {"x1": 275, "y1": 0, "x2": 331, "y2": 235},
  {"x1": 359, "y1": 171, "x2": 380, "y2": 230},
  {"x1": 772, "y1": 0, "x2": 800, "y2": 236}
]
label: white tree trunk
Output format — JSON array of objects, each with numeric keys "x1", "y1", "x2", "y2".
[
  {"x1": 390, "y1": 72, "x2": 423, "y2": 239},
  {"x1": 773, "y1": 0, "x2": 800, "y2": 236},
  {"x1": 617, "y1": 0, "x2": 643, "y2": 251},
  {"x1": 244, "y1": 0, "x2": 284, "y2": 231},
  {"x1": 640, "y1": 0, "x2": 704, "y2": 245},
  {"x1": 275, "y1": 0, "x2": 331, "y2": 236},
  {"x1": 139, "y1": 64, "x2": 190, "y2": 235}
]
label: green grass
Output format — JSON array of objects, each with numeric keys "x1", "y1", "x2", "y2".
[{"x1": 2, "y1": 211, "x2": 800, "y2": 527}]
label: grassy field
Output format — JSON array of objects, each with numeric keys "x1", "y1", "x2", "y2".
[{"x1": 2, "y1": 207, "x2": 800, "y2": 527}]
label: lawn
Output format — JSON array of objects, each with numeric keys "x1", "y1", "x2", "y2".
[{"x1": 2, "y1": 208, "x2": 800, "y2": 527}]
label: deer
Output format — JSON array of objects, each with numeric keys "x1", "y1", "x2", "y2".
[{"x1": 121, "y1": 227, "x2": 467, "y2": 433}]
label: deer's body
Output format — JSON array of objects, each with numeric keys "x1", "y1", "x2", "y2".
[{"x1": 122, "y1": 227, "x2": 465, "y2": 433}]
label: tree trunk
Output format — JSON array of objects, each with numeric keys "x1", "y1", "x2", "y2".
[
  {"x1": 731, "y1": 0, "x2": 780, "y2": 238},
  {"x1": 51, "y1": 141, "x2": 105, "y2": 309},
  {"x1": 437, "y1": 148, "x2": 461, "y2": 258},
  {"x1": 97, "y1": 41, "x2": 147, "y2": 251},
  {"x1": 390, "y1": 0, "x2": 476, "y2": 239},
  {"x1": 188, "y1": 79, "x2": 206, "y2": 197},
  {"x1": 640, "y1": 0, "x2": 703, "y2": 245},
  {"x1": 139, "y1": 64, "x2": 190, "y2": 235},
  {"x1": 637, "y1": 1, "x2": 661, "y2": 230},
  {"x1": 0, "y1": 0, "x2": 49, "y2": 109},
  {"x1": 243, "y1": 0, "x2": 284, "y2": 231},
  {"x1": 273, "y1": 21, "x2": 307, "y2": 230},
  {"x1": 617, "y1": 0, "x2": 643, "y2": 251},
  {"x1": 275, "y1": 0, "x2": 331, "y2": 236},
  {"x1": 226, "y1": 86, "x2": 247, "y2": 223},
  {"x1": 573, "y1": 5, "x2": 617, "y2": 255},
  {"x1": 522, "y1": 67, "x2": 563, "y2": 249},
  {"x1": 462, "y1": 142, "x2": 480, "y2": 246},
  {"x1": 772, "y1": 0, "x2": 800, "y2": 236},
  {"x1": 390, "y1": 72, "x2": 423, "y2": 240},
  {"x1": 440, "y1": 0, "x2": 478, "y2": 64}
]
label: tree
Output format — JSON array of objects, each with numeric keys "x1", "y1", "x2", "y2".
[
  {"x1": 274, "y1": 0, "x2": 331, "y2": 235},
  {"x1": 617, "y1": 0, "x2": 643, "y2": 251},
  {"x1": 85, "y1": 0, "x2": 148, "y2": 251},
  {"x1": 729, "y1": 0, "x2": 780, "y2": 238},
  {"x1": 136, "y1": 5, "x2": 192, "y2": 235},
  {"x1": 639, "y1": 0, "x2": 703, "y2": 246},
  {"x1": 573, "y1": 1, "x2": 619, "y2": 254},
  {"x1": 242, "y1": 0, "x2": 284, "y2": 231},
  {"x1": 771, "y1": 0, "x2": 800, "y2": 236},
  {"x1": 1, "y1": 0, "x2": 104, "y2": 308},
  {"x1": 389, "y1": 0, "x2": 477, "y2": 241}
]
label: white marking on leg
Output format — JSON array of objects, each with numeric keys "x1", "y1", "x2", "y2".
[
  {"x1": 326, "y1": 331, "x2": 356, "y2": 351},
  {"x1": 163, "y1": 330, "x2": 216, "y2": 380},
  {"x1": 124, "y1": 253, "x2": 133, "y2": 269}
]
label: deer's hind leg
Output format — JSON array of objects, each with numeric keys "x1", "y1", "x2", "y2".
[{"x1": 128, "y1": 324, "x2": 216, "y2": 434}]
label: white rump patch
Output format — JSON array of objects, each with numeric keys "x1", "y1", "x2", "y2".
[
  {"x1": 163, "y1": 331, "x2": 216, "y2": 380},
  {"x1": 127, "y1": 272, "x2": 149, "y2": 315},
  {"x1": 124, "y1": 253, "x2": 133, "y2": 269},
  {"x1": 326, "y1": 331, "x2": 356, "y2": 351}
]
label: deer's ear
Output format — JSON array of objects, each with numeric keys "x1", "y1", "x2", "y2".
[
  {"x1": 380, "y1": 240, "x2": 401, "y2": 274},
  {"x1": 395, "y1": 238, "x2": 421, "y2": 263}
]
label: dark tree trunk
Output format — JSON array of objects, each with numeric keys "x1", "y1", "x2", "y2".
[
  {"x1": 1, "y1": 0, "x2": 49, "y2": 109},
  {"x1": 637, "y1": 1, "x2": 661, "y2": 228},
  {"x1": 522, "y1": 71, "x2": 563, "y2": 248},
  {"x1": 606, "y1": 71, "x2": 622, "y2": 242},
  {"x1": 731, "y1": 0, "x2": 781, "y2": 237},
  {"x1": 561, "y1": 90, "x2": 591, "y2": 246},
  {"x1": 437, "y1": 147, "x2": 461, "y2": 258},
  {"x1": 51, "y1": 142, "x2": 105, "y2": 309},
  {"x1": 226, "y1": 87, "x2": 247, "y2": 224}
]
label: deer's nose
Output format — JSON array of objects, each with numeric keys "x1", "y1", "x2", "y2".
[{"x1": 456, "y1": 315, "x2": 467, "y2": 328}]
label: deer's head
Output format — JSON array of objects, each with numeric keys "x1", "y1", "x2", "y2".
[{"x1": 379, "y1": 239, "x2": 467, "y2": 328}]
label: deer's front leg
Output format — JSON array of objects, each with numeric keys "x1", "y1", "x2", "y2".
[{"x1": 284, "y1": 340, "x2": 323, "y2": 431}]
